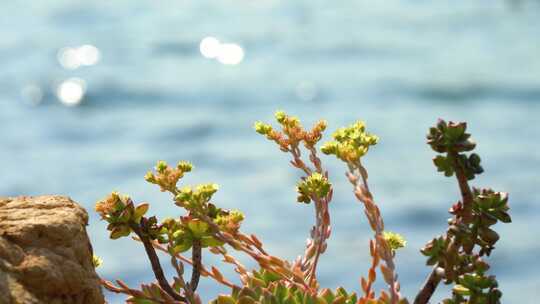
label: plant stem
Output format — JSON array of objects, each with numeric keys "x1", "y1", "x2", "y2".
[
  {"x1": 450, "y1": 151, "x2": 474, "y2": 224},
  {"x1": 413, "y1": 267, "x2": 443, "y2": 304},
  {"x1": 148, "y1": 239, "x2": 240, "y2": 289},
  {"x1": 414, "y1": 151, "x2": 474, "y2": 304},
  {"x1": 129, "y1": 221, "x2": 186, "y2": 302},
  {"x1": 189, "y1": 239, "x2": 202, "y2": 292},
  {"x1": 291, "y1": 145, "x2": 330, "y2": 289},
  {"x1": 307, "y1": 199, "x2": 324, "y2": 287},
  {"x1": 349, "y1": 163, "x2": 400, "y2": 304}
]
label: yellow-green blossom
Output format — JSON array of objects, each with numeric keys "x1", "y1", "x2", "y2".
[
  {"x1": 254, "y1": 121, "x2": 273, "y2": 135},
  {"x1": 297, "y1": 172, "x2": 332, "y2": 204},
  {"x1": 383, "y1": 231, "x2": 406, "y2": 251},
  {"x1": 321, "y1": 120, "x2": 378, "y2": 164},
  {"x1": 92, "y1": 255, "x2": 103, "y2": 268},
  {"x1": 145, "y1": 160, "x2": 193, "y2": 192}
]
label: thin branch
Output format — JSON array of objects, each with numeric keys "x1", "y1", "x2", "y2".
[
  {"x1": 129, "y1": 221, "x2": 186, "y2": 302},
  {"x1": 307, "y1": 200, "x2": 323, "y2": 287},
  {"x1": 166, "y1": 238, "x2": 195, "y2": 302},
  {"x1": 291, "y1": 145, "x2": 331, "y2": 291},
  {"x1": 189, "y1": 213, "x2": 311, "y2": 291},
  {"x1": 414, "y1": 267, "x2": 444, "y2": 304},
  {"x1": 189, "y1": 239, "x2": 202, "y2": 292},
  {"x1": 147, "y1": 239, "x2": 240, "y2": 289},
  {"x1": 348, "y1": 163, "x2": 401, "y2": 304}
]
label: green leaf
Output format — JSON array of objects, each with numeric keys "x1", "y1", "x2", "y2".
[
  {"x1": 134, "y1": 203, "x2": 149, "y2": 221},
  {"x1": 250, "y1": 277, "x2": 266, "y2": 288},
  {"x1": 433, "y1": 155, "x2": 455, "y2": 177},
  {"x1": 480, "y1": 228, "x2": 500, "y2": 244},
  {"x1": 495, "y1": 211, "x2": 512, "y2": 223},
  {"x1": 216, "y1": 295, "x2": 236, "y2": 304},
  {"x1": 200, "y1": 236, "x2": 224, "y2": 247},
  {"x1": 331, "y1": 296, "x2": 346, "y2": 304},
  {"x1": 468, "y1": 153, "x2": 484, "y2": 175},
  {"x1": 283, "y1": 295, "x2": 296, "y2": 304},
  {"x1": 118, "y1": 206, "x2": 132, "y2": 223},
  {"x1": 187, "y1": 220, "x2": 210, "y2": 238},
  {"x1": 172, "y1": 238, "x2": 193, "y2": 253},
  {"x1": 238, "y1": 296, "x2": 256, "y2": 304},
  {"x1": 453, "y1": 284, "x2": 471, "y2": 296},
  {"x1": 261, "y1": 270, "x2": 281, "y2": 284},
  {"x1": 303, "y1": 294, "x2": 316, "y2": 304},
  {"x1": 109, "y1": 224, "x2": 131, "y2": 239},
  {"x1": 335, "y1": 287, "x2": 348, "y2": 297},
  {"x1": 274, "y1": 284, "x2": 289, "y2": 300},
  {"x1": 319, "y1": 289, "x2": 334, "y2": 303},
  {"x1": 445, "y1": 123, "x2": 466, "y2": 143}
]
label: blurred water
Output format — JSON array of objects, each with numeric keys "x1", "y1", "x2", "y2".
[{"x1": 1, "y1": 0, "x2": 539, "y2": 303}]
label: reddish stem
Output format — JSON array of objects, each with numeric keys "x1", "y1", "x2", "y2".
[{"x1": 414, "y1": 151, "x2": 474, "y2": 304}]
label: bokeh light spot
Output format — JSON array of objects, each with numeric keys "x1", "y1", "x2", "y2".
[
  {"x1": 20, "y1": 84, "x2": 44, "y2": 106},
  {"x1": 57, "y1": 45, "x2": 100, "y2": 69},
  {"x1": 200, "y1": 37, "x2": 221, "y2": 59},
  {"x1": 57, "y1": 47, "x2": 81, "y2": 70},
  {"x1": 56, "y1": 78, "x2": 86, "y2": 106},
  {"x1": 78, "y1": 44, "x2": 100, "y2": 66},
  {"x1": 216, "y1": 43, "x2": 244, "y2": 65},
  {"x1": 199, "y1": 37, "x2": 244, "y2": 65}
]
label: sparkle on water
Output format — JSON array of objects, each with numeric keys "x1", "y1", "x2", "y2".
[
  {"x1": 199, "y1": 36, "x2": 244, "y2": 65},
  {"x1": 56, "y1": 78, "x2": 86, "y2": 106},
  {"x1": 199, "y1": 37, "x2": 221, "y2": 59},
  {"x1": 57, "y1": 44, "x2": 100, "y2": 70},
  {"x1": 20, "y1": 84, "x2": 44, "y2": 106},
  {"x1": 3, "y1": 2, "x2": 540, "y2": 302}
]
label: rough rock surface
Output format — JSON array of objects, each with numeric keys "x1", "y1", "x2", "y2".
[{"x1": 0, "y1": 196, "x2": 104, "y2": 304}]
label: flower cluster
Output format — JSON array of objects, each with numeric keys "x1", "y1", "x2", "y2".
[
  {"x1": 296, "y1": 172, "x2": 332, "y2": 204},
  {"x1": 254, "y1": 110, "x2": 327, "y2": 151},
  {"x1": 321, "y1": 121, "x2": 378, "y2": 164},
  {"x1": 214, "y1": 210, "x2": 245, "y2": 234},
  {"x1": 175, "y1": 183, "x2": 219, "y2": 210},
  {"x1": 95, "y1": 192, "x2": 149, "y2": 239},
  {"x1": 427, "y1": 120, "x2": 476, "y2": 153},
  {"x1": 383, "y1": 231, "x2": 407, "y2": 252},
  {"x1": 145, "y1": 160, "x2": 193, "y2": 192}
]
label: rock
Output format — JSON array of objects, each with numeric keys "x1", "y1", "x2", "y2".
[{"x1": 0, "y1": 196, "x2": 104, "y2": 304}]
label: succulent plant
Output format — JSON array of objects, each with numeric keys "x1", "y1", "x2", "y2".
[
  {"x1": 95, "y1": 113, "x2": 509, "y2": 304},
  {"x1": 416, "y1": 119, "x2": 511, "y2": 304},
  {"x1": 212, "y1": 270, "x2": 359, "y2": 304}
]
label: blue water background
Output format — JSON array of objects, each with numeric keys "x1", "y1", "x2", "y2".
[{"x1": 1, "y1": 1, "x2": 539, "y2": 302}]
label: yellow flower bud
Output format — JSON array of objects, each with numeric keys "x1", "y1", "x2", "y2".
[{"x1": 383, "y1": 231, "x2": 406, "y2": 251}]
